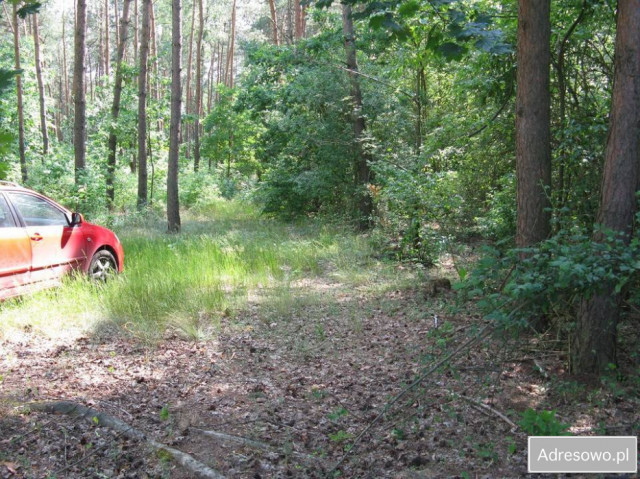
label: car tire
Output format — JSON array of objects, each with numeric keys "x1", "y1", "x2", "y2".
[{"x1": 88, "y1": 250, "x2": 117, "y2": 282}]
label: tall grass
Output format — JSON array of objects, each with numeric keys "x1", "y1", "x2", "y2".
[{"x1": 0, "y1": 199, "x2": 377, "y2": 342}]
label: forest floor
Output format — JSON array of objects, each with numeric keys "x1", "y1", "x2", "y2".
[{"x1": 1, "y1": 204, "x2": 639, "y2": 478}]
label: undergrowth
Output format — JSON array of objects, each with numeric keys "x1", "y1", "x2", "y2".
[{"x1": 0, "y1": 199, "x2": 380, "y2": 342}]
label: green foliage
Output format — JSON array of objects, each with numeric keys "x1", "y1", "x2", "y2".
[
  {"x1": 518, "y1": 409, "x2": 571, "y2": 436},
  {"x1": 159, "y1": 405, "x2": 170, "y2": 421},
  {"x1": 460, "y1": 224, "x2": 640, "y2": 331}
]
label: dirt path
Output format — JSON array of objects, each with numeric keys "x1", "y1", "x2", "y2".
[{"x1": 1, "y1": 264, "x2": 638, "y2": 478}]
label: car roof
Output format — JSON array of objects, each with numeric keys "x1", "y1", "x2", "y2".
[{"x1": 0, "y1": 181, "x2": 27, "y2": 190}]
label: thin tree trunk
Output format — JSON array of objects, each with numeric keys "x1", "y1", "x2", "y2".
[
  {"x1": 106, "y1": 0, "x2": 132, "y2": 209},
  {"x1": 515, "y1": 0, "x2": 551, "y2": 247},
  {"x1": 225, "y1": 0, "x2": 236, "y2": 88},
  {"x1": 268, "y1": 0, "x2": 279, "y2": 45},
  {"x1": 342, "y1": 3, "x2": 374, "y2": 230},
  {"x1": 207, "y1": 43, "x2": 215, "y2": 113},
  {"x1": 150, "y1": 0, "x2": 159, "y2": 102},
  {"x1": 217, "y1": 43, "x2": 223, "y2": 100},
  {"x1": 194, "y1": 0, "x2": 203, "y2": 171},
  {"x1": 56, "y1": 75, "x2": 64, "y2": 142},
  {"x1": 168, "y1": 0, "x2": 182, "y2": 233},
  {"x1": 133, "y1": 0, "x2": 138, "y2": 65},
  {"x1": 183, "y1": 0, "x2": 196, "y2": 159},
  {"x1": 294, "y1": 0, "x2": 304, "y2": 40},
  {"x1": 114, "y1": 0, "x2": 120, "y2": 48},
  {"x1": 573, "y1": 0, "x2": 640, "y2": 374},
  {"x1": 104, "y1": 0, "x2": 110, "y2": 78},
  {"x1": 63, "y1": 12, "x2": 70, "y2": 118},
  {"x1": 137, "y1": 0, "x2": 150, "y2": 209},
  {"x1": 73, "y1": 0, "x2": 87, "y2": 184},
  {"x1": 12, "y1": 4, "x2": 28, "y2": 182}
]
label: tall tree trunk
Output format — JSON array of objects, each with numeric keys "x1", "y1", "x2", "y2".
[
  {"x1": 106, "y1": 0, "x2": 132, "y2": 209},
  {"x1": 33, "y1": 13, "x2": 49, "y2": 155},
  {"x1": 104, "y1": 0, "x2": 110, "y2": 78},
  {"x1": 268, "y1": 0, "x2": 279, "y2": 45},
  {"x1": 150, "y1": 0, "x2": 159, "y2": 102},
  {"x1": 217, "y1": 43, "x2": 224, "y2": 100},
  {"x1": 168, "y1": 0, "x2": 182, "y2": 233},
  {"x1": 342, "y1": 3, "x2": 374, "y2": 230},
  {"x1": 194, "y1": 0, "x2": 204, "y2": 171},
  {"x1": 12, "y1": 5, "x2": 28, "y2": 182},
  {"x1": 63, "y1": 12, "x2": 70, "y2": 118},
  {"x1": 73, "y1": 0, "x2": 87, "y2": 184},
  {"x1": 137, "y1": 0, "x2": 150, "y2": 209},
  {"x1": 133, "y1": 0, "x2": 138, "y2": 65},
  {"x1": 114, "y1": 0, "x2": 120, "y2": 49},
  {"x1": 207, "y1": 43, "x2": 215, "y2": 113},
  {"x1": 573, "y1": 0, "x2": 640, "y2": 374},
  {"x1": 225, "y1": 0, "x2": 236, "y2": 88},
  {"x1": 294, "y1": 0, "x2": 304, "y2": 40},
  {"x1": 515, "y1": 0, "x2": 551, "y2": 247},
  {"x1": 183, "y1": 0, "x2": 196, "y2": 159}
]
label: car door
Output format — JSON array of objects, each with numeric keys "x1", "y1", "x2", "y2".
[
  {"x1": 0, "y1": 193, "x2": 32, "y2": 297},
  {"x1": 6, "y1": 192, "x2": 87, "y2": 283}
]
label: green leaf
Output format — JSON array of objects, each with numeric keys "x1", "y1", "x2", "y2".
[
  {"x1": 17, "y1": 2, "x2": 42, "y2": 19},
  {"x1": 437, "y1": 42, "x2": 467, "y2": 61}
]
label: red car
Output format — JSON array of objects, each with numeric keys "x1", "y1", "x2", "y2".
[{"x1": 0, "y1": 182, "x2": 124, "y2": 300}]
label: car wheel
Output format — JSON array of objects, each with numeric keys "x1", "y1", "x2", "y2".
[{"x1": 89, "y1": 250, "x2": 117, "y2": 281}]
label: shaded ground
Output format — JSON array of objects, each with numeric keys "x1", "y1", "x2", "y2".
[{"x1": 1, "y1": 257, "x2": 639, "y2": 478}]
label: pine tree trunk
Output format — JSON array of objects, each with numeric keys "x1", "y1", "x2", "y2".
[
  {"x1": 194, "y1": 0, "x2": 204, "y2": 171},
  {"x1": 33, "y1": 14, "x2": 49, "y2": 155},
  {"x1": 73, "y1": 0, "x2": 87, "y2": 184},
  {"x1": 12, "y1": 5, "x2": 28, "y2": 182},
  {"x1": 168, "y1": 0, "x2": 182, "y2": 233},
  {"x1": 342, "y1": 3, "x2": 374, "y2": 230},
  {"x1": 573, "y1": 0, "x2": 640, "y2": 374},
  {"x1": 106, "y1": 0, "x2": 132, "y2": 209},
  {"x1": 225, "y1": 0, "x2": 236, "y2": 88},
  {"x1": 137, "y1": 0, "x2": 150, "y2": 209},
  {"x1": 104, "y1": 0, "x2": 110, "y2": 78},
  {"x1": 63, "y1": 12, "x2": 70, "y2": 118},
  {"x1": 515, "y1": 0, "x2": 551, "y2": 247},
  {"x1": 268, "y1": 0, "x2": 279, "y2": 45}
]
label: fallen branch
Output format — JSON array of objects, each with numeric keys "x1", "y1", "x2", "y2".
[
  {"x1": 25, "y1": 401, "x2": 226, "y2": 479},
  {"x1": 457, "y1": 395, "x2": 519, "y2": 431},
  {"x1": 192, "y1": 427, "x2": 325, "y2": 468}
]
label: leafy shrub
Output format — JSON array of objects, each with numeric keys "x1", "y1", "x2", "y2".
[
  {"x1": 459, "y1": 225, "x2": 640, "y2": 332},
  {"x1": 519, "y1": 409, "x2": 571, "y2": 436}
]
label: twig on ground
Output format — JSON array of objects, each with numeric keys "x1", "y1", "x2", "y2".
[
  {"x1": 25, "y1": 401, "x2": 226, "y2": 479},
  {"x1": 457, "y1": 395, "x2": 519, "y2": 431},
  {"x1": 191, "y1": 427, "x2": 325, "y2": 467}
]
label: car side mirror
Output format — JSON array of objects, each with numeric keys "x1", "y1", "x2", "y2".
[{"x1": 70, "y1": 212, "x2": 83, "y2": 226}]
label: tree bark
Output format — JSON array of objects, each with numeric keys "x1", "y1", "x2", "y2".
[
  {"x1": 12, "y1": 5, "x2": 28, "y2": 182},
  {"x1": 32, "y1": 13, "x2": 49, "y2": 156},
  {"x1": 104, "y1": 0, "x2": 110, "y2": 78},
  {"x1": 573, "y1": 0, "x2": 640, "y2": 374},
  {"x1": 268, "y1": 0, "x2": 279, "y2": 45},
  {"x1": 294, "y1": 0, "x2": 305, "y2": 40},
  {"x1": 62, "y1": 12, "x2": 70, "y2": 119},
  {"x1": 194, "y1": 0, "x2": 204, "y2": 171},
  {"x1": 73, "y1": 0, "x2": 87, "y2": 184},
  {"x1": 342, "y1": 3, "x2": 374, "y2": 230},
  {"x1": 137, "y1": 0, "x2": 151, "y2": 209},
  {"x1": 515, "y1": 0, "x2": 551, "y2": 247},
  {"x1": 168, "y1": 0, "x2": 182, "y2": 233},
  {"x1": 106, "y1": 0, "x2": 132, "y2": 209},
  {"x1": 225, "y1": 0, "x2": 236, "y2": 88}
]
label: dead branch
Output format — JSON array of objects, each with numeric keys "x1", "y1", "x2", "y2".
[
  {"x1": 191, "y1": 427, "x2": 325, "y2": 467},
  {"x1": 25, "y1": 401, "x2": 226, "y2": 479},
  {"x1": 457, "y1": 395, "x2": 519, "y2": 431}
]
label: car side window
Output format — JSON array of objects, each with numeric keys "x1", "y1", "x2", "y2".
[
  {"x1": 7, "y1": 193, "x2": 69, "y2": 227},
  {"x1": 0, "y1": 195, "x2": 16, "y2": 228}
]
